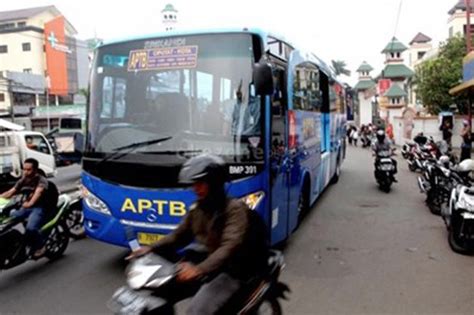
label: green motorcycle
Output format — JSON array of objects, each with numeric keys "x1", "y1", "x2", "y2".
[{"x1": 0, "y1": 193, "x2": 71, "y2": 270}]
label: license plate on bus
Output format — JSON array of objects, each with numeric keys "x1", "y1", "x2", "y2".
[{"x1": 137, "y1": 233, "x2": 165, "y2": 245}]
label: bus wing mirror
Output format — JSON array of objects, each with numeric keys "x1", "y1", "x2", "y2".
[{"x1": 253, "y1": 61, "x2": 274, "y2": 96}]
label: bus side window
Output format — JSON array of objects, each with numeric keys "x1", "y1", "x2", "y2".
[{"x1": 271, "y1": 67, "x2": 287, "y2": 166}]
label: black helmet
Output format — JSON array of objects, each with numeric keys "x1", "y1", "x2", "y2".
[{"x1": 178, "y1": 154, "x2": 227, "y2": 186}]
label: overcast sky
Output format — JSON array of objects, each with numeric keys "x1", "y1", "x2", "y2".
[{"x1": 2, "y1": 0, "x2": 456, "y2": 85}]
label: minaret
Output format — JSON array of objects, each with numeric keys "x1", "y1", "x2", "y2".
[
  {"x1": 378, "y1": 37, "x2": 414, "y2": 121},
  {"x1": 162, "y1": 3, "x2": 178, "y2": 31},
  {"x1": 354, "y1": 61, "x2": 376, "y2": 125}
]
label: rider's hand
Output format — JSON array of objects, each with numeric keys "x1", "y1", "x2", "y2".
[
  {"x1": 125, "y1": 245, "x2": 152, "y2": 260},
  {"x1": 177, "y1": 262, "x2": 203, "y2": 282},
  {"x1": 22, "y1": 201, "x2": 32, "y2": 208}
]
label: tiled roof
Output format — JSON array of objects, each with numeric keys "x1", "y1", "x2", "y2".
[
  {"x1": 354, "y1": 80, "x2": 375, "y2": 91},
  {"x1": 384, "y1": 84, "x2": 407, "y2": 97},
  {"x1": 409, "y1": 32, "x2": 432, "y2": 45},
  {"x1": 0, "y1": 6, "x2": 54, "y2": 22},
  {"x1": 382, "y1": 37, "x2": 408, "y2": 53},
  {"x1": 382, "y1": 64, "x2": 414, "y2": 78},
  {"x1": 356, "y1": 61, "x2": 374, "y2": 72}
]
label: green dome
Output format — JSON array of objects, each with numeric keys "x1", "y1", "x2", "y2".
[
  {"x1": 162, "y1": 4, "x2": 178, "y2": 12},
  {"x1": 382, "y1": 37, "x2": 408, "y2": 53}
]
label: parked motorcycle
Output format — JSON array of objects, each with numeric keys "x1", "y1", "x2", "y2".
[
  {"x1": 442, "y1": 159, "x2": 474, "y2": 255},
  {"x1": 108, "y1": 250, "x2": 289, "y2": 314},
  {"x1": 374, "y1": 149, "x2": 396, "y2": 192},
  {"x1": 417, "y1": 156, "x2": 455, "y2": 215},
  {"x1": 0, "y1": 191, "x2": 71, "y2": 270}
]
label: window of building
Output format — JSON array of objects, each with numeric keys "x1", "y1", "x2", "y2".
[
  {"x1": 0, "y1": 23, "x2": 15, "y2": 30},
  {"x1": 23, "y1": 68, "x2": 32, "y2": 73},
  {"x1": 0, "y1": 45, "x2": 7, "y2": 54},
  {"x1": 396, "y1": 52, "x2": 400, "y2": 58},
  {"x1": 390, "y1": 53, "x2": 395, "y2": 58},
  {"x1": 164, "y1": 15, "x2": 168, "y2": 19},
  {"x1": 17, "y1": 22, "x2": 26, "y2": 27},
  {"x1": 417, "y1": 51, "x2": 426, "y2": 60},
  {"x1": 22, "y1": 42, "x2": 31, "y2": 51},
  {"x1": 0, "y1": 93, "x2": 4, "y2": 102}
]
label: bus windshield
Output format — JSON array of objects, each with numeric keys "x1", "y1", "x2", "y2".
[{"x1": 86, "y1": 33, "x2": 264, "y2": 167}]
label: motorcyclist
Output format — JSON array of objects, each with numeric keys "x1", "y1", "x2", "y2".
[
  {"x1": 127, "y1": 154, "x2": 269, "y2": 315},
  {"x1": 372, "y1": 129, "x2": 398, "y2": 182},
  {"x1": 0, "y1": 158, "x2": 49, "y2": 258}
]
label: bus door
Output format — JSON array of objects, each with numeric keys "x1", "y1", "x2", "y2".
[{"x1": 269, "y1": 64, "x2": 292, "y2": 244}]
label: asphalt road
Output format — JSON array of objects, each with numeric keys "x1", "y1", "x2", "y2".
[{"x1": 1, "y1": 146, "x2": 473, "y2": 314}]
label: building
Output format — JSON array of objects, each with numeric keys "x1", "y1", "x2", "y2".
[
  {"x1": 377, "y1": 37, "x2": 414, "y2": 122},
  {"x1": 353, "y1": 61, "x2": 376, "y2": 125},
  {"x1": 448, "y1": 0, "x2": 474, "y2": 38},
  {"x1": 162, "y1": 4, "x2": 178, "y2": 31},
  {"x1": 0, "y1": 5, "x2": 89, "y2": 115},
  {"x1": 407, "y1": 32, "x2": 433, "y2": 106}
]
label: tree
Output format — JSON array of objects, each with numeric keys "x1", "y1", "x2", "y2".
[
  {"x1": 331, "y1": 60, "x2": 351, "y2": 77},
  {"x1": 415, "y1": 35, "x2": 467, "y2": 114}
]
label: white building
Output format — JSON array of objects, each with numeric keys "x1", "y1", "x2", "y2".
[
  {"x1": 0, "y1": 5, "x2": 88, "y2": 114},
  {"x1": 162, "y1": 4, "x2": 178, "y2": 31},
  {"x1": 448, "y1": 0, "x2": 474, "y2": 38}
]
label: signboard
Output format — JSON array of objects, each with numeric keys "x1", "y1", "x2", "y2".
[
  {"x1": 44, "y1": 16, "x2": 69, "y2": 96},
  {"x1": 128, "y1": 46, "x2": 198, "y2": 72},
  {"x1": 378, "y1": 79, "x2": 391, "y2": 96}
]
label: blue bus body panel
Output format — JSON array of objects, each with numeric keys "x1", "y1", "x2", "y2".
[{"x1": 82, "y1": 171, "x2": 269, "y2": 247}]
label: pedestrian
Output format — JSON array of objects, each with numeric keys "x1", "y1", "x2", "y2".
[
  {"x1": 460, "y1": 119, "x2": 471, "y2": 161},
  {"x1": 347, "y1": 125, "x2": 353, "y2": 145},
  {"x1": 439, "y1": 120, "x2": 453, "y2": 149},
  {"x1": 352, "y1": 127, "x2": 359, "y2": 147},
  {"x1": 386, "y1": 123, "x2": 394, "y2": 145}
]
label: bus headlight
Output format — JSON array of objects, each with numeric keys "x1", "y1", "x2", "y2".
[
  {"x1": 241, "y1": 191, "x2": 265, "y2": 210},
  {"x1": 82, "y1": 187, "x2": 111, "y2": 215}
]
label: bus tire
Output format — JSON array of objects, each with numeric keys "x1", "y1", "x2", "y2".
[
  {"x1": 297, "y1": 177, "x2": 310, "y2": 227},
  {"x1": 331, "y1": 156, "x2": 341, "y2": 184}
]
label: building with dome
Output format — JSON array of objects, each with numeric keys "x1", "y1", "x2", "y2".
[{"x1": 162, "y1": 4, "x2": 178, "y2": 31}]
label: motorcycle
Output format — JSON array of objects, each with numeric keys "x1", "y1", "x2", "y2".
[
  {"x1": 0, "y1": 190, "x2": 71, "y2": 270},
  {"x1": 108, "y1": 250, "x2": 289, "y2": 315},
  {"x1": 444, "y1": 183, "x2": 474, "y2": 255},
  {"x1": 374, "y1": 149, "x2": 396, "y2": 193},
  {"x1": 417, "y1": 156, "x2": 455, "y2": 215}
]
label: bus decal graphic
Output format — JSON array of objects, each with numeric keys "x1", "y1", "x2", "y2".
[{"x1": 127, "y1": 45, "x2": 198, "y2": 72}]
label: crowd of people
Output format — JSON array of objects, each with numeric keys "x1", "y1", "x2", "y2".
[{"x1": 346, "y1": 123, "x2": 394, "y2": 148}]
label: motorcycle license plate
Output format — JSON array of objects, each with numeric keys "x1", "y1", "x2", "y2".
[
  {"x1": 380, "y1": 165, "x2": 393, "y2": 171},
  {"x1": 380, "y1": 158, "x2": 392, "y2": 163},
  {"x1": 137, "y1": 232, "x2": 165, "y2": 245},
  {"x1": 108, "y1": 286, "x2": 147, "y2": 314}
]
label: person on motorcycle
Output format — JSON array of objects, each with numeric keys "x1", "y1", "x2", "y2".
[
  {"x1": 372, "y1": 129, "x2": 398, "y2": 182},
  {"x1": 0, "y1": 158, "x2": 49, "y2": 258},
  {"x1": 127, "y1": 154, "x2": 269, "y2": 315}
]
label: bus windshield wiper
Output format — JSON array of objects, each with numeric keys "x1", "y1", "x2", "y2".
[{"x1": 95, "y1": 136, "x2": 173, "y2": 167}]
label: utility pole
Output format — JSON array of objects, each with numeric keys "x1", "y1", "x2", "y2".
[
  {"x1": 467, "y1": 0, "x2": 472, "y2": 133},
  {"x1": 7, "y1": 78, "x2": 14, "y2": 122}
]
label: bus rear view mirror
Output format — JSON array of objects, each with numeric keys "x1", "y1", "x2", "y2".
[{"x1": 253, "y1": 61, "x2": 274, "y2": 96}]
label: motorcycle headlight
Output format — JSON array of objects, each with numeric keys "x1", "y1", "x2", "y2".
[
  {"x1": 240, "y1": 191, "x2": 265, "y2": 210},
  {"x1": 82, "y1": 186, "x2": 111, "y2": 215}
]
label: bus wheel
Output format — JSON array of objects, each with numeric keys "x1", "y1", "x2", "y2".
[
  {"x1": 331, "y1": 157, "x2": 341, "y2": 184},
  {"x1": 297, "y1": 179, "x2": 310, "y2": 227}
]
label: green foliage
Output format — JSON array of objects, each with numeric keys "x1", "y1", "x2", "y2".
[
  {"x1": 331, "y1": 60, "x2": 351, "y2": 77},
  {"x1": 415, "y1": 35, "x2": 467, "y2": 114}
]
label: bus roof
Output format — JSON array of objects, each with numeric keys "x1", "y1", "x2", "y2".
[{"x1": 99, "y1": 27, "x2": 338, "y2": 84}]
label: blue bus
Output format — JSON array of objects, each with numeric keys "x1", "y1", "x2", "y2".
[{"x1": 82, "y1": 28, "x2": 346, "y2": 247}]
